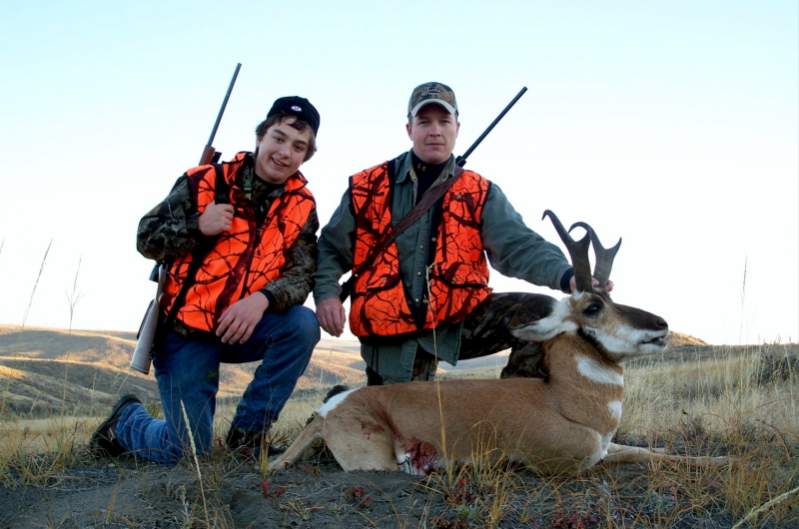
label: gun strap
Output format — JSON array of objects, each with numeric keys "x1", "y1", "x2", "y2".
[
  {"x1": 339, "y1": 165, "x2": 463, "y2": 301},
  {"x1": 161, "y1": 164, "x2": 229, "y2": 331}
]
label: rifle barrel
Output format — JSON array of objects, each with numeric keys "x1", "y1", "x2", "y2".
[
  {"x1": 201, "y1": 62, "x2": 242, "y2": 163},
  {"x1": 456, "y1": 86, "x2": 527, "y2": 167}
]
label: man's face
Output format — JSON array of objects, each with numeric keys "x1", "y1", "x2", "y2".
[
  {"x1": 406, "y1": 104, "x2": 459, "y2": 164},
  {"x1": 255, "y1": 117, "x2": 312, "y2": 184}
]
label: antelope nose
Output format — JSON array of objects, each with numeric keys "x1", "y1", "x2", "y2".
[{"x1": 654, "y1": 316, "x2": 668, "y2": 331}]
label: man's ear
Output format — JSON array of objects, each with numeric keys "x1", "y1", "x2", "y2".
[{"x1": 405, "y1": 121, "x2": 412, "y2": 139}]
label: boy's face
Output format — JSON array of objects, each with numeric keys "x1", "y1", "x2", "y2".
[
  {"x1": 255, "y1": 117, "x2": 311, "y2": 184},
  {"x1": 406, "y1": 104, "x2": 460, "y2": 164}
]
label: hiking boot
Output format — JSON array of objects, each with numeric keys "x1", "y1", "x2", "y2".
[
  {"x1": 225, "y1": 426, "x2": 285, "y2": 460},
  {"x1": 89, "y1": 394, "x2": 141, "y2": 458}
]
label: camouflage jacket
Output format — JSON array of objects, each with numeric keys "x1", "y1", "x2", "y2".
[{"x1": 137, "y1": 153, "x2": 319, "y2": 320}]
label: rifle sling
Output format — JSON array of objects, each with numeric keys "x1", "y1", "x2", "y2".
[
  {"x1": 161, "y1": 165, "x2": 230, "y2": 333},
  {"x1": 339, "y1": 165, "x2": 463, "y2": 301}
]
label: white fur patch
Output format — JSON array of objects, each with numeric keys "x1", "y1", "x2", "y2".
[
  {"x1": 599, "y1": 432, "x2": 613, "y2": 458},
  {"x1": 511, "y1": 298, "x2": 577, "y2": 341},
  {"x1": 608, "y1": 400, "x2": 622, "y2": 422},
  {"x1": 395, "y1": 448, "x2": 413, "y2": 474},
  {"x1": 582, "y1": 429, "x2": 617, "y2": 471},
  {"x1": 396, "y1": 452, "x2": 425, "y2": 476},
  {"x1": 579, "y1": 429, "x2": 606, "y2": 471},
  {"x1": 576, "y1": 355, "x2": 624, "y2": 386},
  {"x1": 317, "y1": 388, "x2": 356, "y2": 417},
  {"x1": 395, "y1": 445, "x2": 439, "y2": 476},
  {"x1": 583, "y1": 324, "x2": 667, "y2": 360}
]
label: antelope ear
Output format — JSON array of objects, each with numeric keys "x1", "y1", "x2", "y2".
[{"x1": 510, "y1": 297, "x2": 576, "y2": 341}]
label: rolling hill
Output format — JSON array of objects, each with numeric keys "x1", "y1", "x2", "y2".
[
  {"x1": 1, "y1": 324, "x2": 770, "y2": 418},
  {"x1": 0, "y1": 326, "x2": 367, "y2": 417}
]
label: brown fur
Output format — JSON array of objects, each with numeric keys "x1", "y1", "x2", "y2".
[
  {"x1": 272, "y1": 213, "x2": 728, "y2": 475},
  {"x1": 270, "y1": 332, "x2": 727, "y2": 475}
]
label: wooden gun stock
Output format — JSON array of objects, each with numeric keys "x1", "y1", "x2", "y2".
[{"x1": 199, "y1": 144, "x2": 220, "y2": 166}]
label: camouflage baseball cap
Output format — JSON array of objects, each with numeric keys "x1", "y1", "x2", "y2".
[{"x1": 407, "y1": 82, "x2": 458, "y2": 118}]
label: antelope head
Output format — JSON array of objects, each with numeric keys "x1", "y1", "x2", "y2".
[{"x1": 513, "y1": 210, "x2": 669, "y2": 362}]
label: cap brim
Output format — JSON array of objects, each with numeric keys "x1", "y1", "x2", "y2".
[{"x1": 409, "y1": 99, "x2": 457, "y2": 117}]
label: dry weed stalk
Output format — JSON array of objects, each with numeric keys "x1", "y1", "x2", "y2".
[
  {"x1": 66, "y1": 256, "x2": 82, "y2": 335},
  {"x1": 732, "y1": 484, "x2": 799, "y2": 529},
  {"x1": 22, "y1": 238, "x2": 52, "y2": 328},
  {"x1": 180, "y1": 400, "x2": 211, "y2": 528}
]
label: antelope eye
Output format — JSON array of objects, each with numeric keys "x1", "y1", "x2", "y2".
[{"x1": 583, "y1": 302, "x2": 603, "y2": 316}]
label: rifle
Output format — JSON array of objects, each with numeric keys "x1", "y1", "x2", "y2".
[
  {"x1": 455, "y1": 86, "x2": 527, "y2": 167},
  {"x1": 131, "y1": 63, "x2": 242, "y2": 374},
  {"x1": 338, "y1": 86, "x2": 528, "y2": 302},
  {"x1": 198, "y1": 62, "x2": 242, "y2": 165}
]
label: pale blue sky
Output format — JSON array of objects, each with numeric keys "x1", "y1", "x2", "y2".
[{"x1": 1, "y1": 1, "x2": 797, "y2": 345}]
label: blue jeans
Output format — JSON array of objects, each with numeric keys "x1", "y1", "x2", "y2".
[{"x1": 114, "y1": 305, "x2": 319, "y2": 464}]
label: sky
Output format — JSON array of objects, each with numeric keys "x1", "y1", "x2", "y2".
[{"x1": 1, "y1": 1, "x2": 797, "y2": 345}]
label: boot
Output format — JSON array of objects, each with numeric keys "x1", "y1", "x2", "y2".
[
  {"x1": 225, "y1": 426, "x2": 285, "y2": 459},
  {"x1": 89, "y1": 394, "x2": 141, "y2": 458}
]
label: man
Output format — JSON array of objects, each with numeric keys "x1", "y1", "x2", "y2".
[
  {"x1": 90, "y1": 96, "x2": 322, "y2": 464},
  {"x1": 315, "y1": 82, "x2": 597, "y2": 385}
]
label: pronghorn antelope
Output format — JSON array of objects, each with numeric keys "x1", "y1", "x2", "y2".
[{"x1": 271, "y1": 211, "x2": 727, "y2": 475}]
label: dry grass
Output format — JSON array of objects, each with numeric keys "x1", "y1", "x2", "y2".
[
  {"x1": 0, "y1": 342, "x2": 797, "y2": 528},
  {"x1": 618, "y1": 345, "x2": 799, "y2": 527},
  {"x1": 623, "y1": 345, "x2": 798, "y2": 434},
  {"x1": 0, "y1": 415, "x2": 91, "y2": 487}
]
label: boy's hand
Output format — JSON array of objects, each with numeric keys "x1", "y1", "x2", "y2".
[
  {"x1": 199, "y1": 201, "x2": 234, "y2": 236},
  {"x1": 216, "y1": 292, "x2": 269, "y2": 344}
]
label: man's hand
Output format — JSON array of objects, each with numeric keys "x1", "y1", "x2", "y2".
[
  {"x1": 216, "y1": 292, "x2": 269, "y2": 344},
  {"x1": 316, "y1": 297, "x2": 346, "y2": 337},
  {"x1": 570, "y1": 276, "x2": 615, "y2": 293},
  {"x1": 199, "y1": 201, "x2": 234, "y2": 236}
]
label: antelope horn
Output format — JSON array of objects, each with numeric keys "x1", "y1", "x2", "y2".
[
  {"x1": 569, "y1": 221, "x2": 622, "y2": 288},
  {"x1": 542, "y1": 210, "x2": 592, "y2": 292}
]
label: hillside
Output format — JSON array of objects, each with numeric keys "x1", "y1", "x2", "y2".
[
  {"x1": 3, "y1": 324, "x2": 793, "y2": 418},
  {"x1": 0, "y1": 323, "x2": 522, "y2": 417},
  {"x1": 0, "y1": 326, "x2": 366, "y2": 417}
]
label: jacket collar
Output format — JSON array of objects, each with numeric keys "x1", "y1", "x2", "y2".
[{"x1": 394, "y1": 150, "x2": 455, "y2": 184}]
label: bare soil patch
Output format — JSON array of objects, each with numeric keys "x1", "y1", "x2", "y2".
[{"x1": 1, "y1": 434, "x2": 797, "y2": 529}]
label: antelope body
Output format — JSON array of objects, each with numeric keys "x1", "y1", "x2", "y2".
[{"x1": 271, "y1": 212, "x2": 726, "y2": 474}]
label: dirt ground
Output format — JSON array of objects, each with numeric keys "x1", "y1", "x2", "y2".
[{"x1": 2, "y1": 444, "x2": 796, "y2": 529}]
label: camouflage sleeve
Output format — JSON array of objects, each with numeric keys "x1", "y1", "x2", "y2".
[
  {"x1": 481, "y1": 183, "x2": 572, "y2": 291},
  {"x1": 136, "y1": 175, "x2": 204, "y2": 262},
  {"x1": 261, "y1": 208, "x2": 319, "y2": 312}
]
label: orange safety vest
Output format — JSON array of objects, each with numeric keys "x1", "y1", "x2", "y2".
[
  {"x1": 162, "y1": 152, "x2": 315, "y2": 332},
  {"x1": 349, "y1": 162, "x2": 492, "y2": 337}
]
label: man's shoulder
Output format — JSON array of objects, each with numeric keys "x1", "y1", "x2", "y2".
[{"x1": 458, "y1": 167, "x2": 493, "y2": 189}]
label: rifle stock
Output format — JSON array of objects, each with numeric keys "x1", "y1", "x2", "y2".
[
  {"x1": 130, "y1": 265, "x2": 165, "y2": 374},
  {"x1": 199, "y1": 144, "x2": 219, "y2": 166}
]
